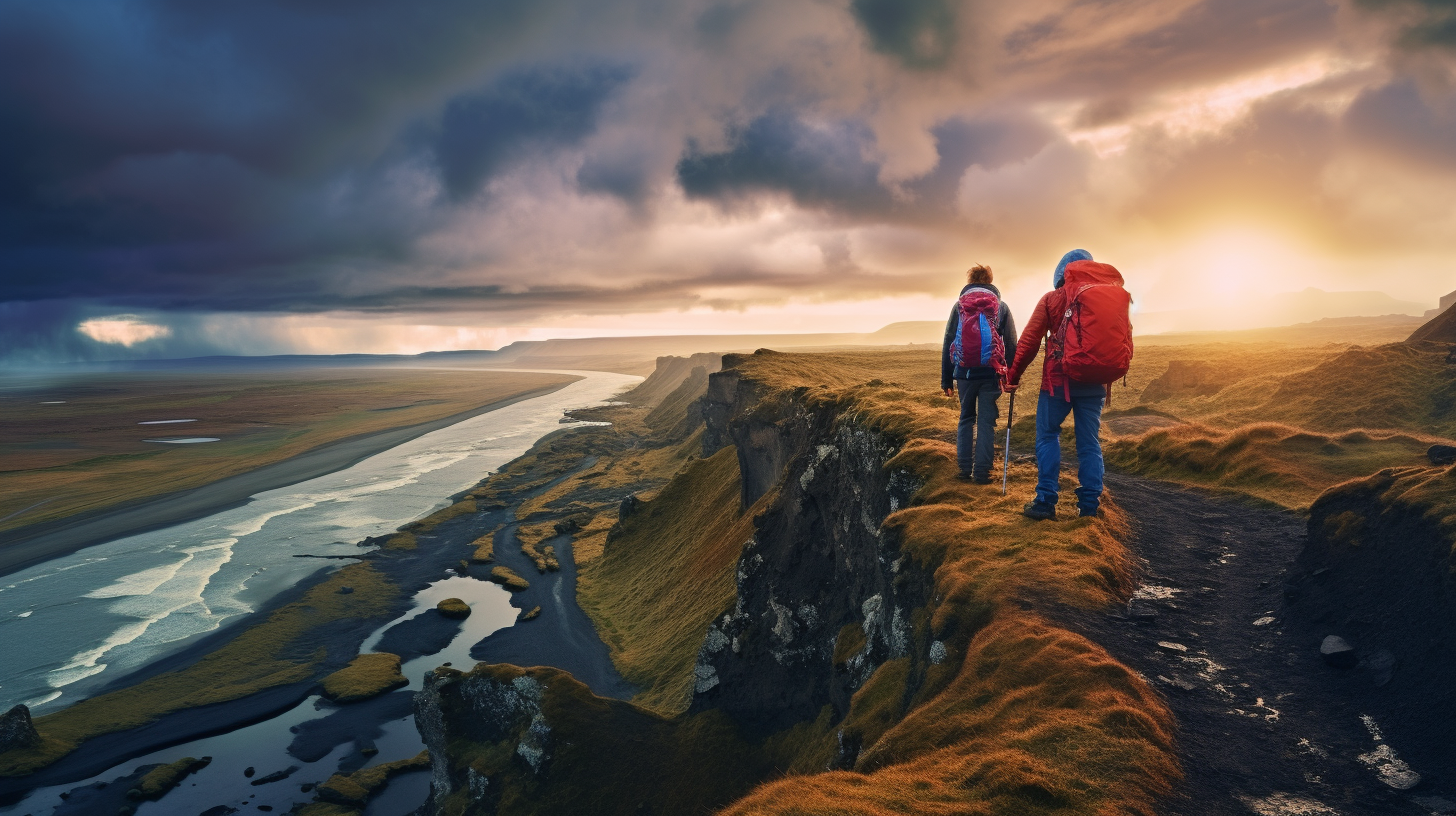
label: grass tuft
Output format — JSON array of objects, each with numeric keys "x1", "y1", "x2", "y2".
[
  {"x1": 436, "y1": 598, "x2": 471, "y2": 619},
  {"x1": 489, "y1": 566, "x2": 530, "y2": 591},
  {"x1": 128, "y1": 756, "x2": 210, "y2": 801},
  {"x1": 320, "y1": 653, "x2": 408, "y2": 703}
]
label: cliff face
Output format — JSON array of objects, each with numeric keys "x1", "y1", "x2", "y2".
[
  {"x1": 1288, "y1": 465, "x2": 1456, "y2": 771},
  {"x1": 692, "y1": 355, "x2": 932, "y2": 749},
  {"x1": 415, "y1": 352, "x2": 939, "y2": 809},
  {"x1": 413, "y1": 350, "x2": 1175, "y2": 816}
]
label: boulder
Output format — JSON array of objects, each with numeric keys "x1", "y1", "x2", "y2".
[
  {"x1": 1320, "y1": 635, "x2": 1358, "y2": 669},
  {"x1": 618, "y1": 494, "x2": 642, "y2": 520},
  {"x1": 0, "y1": 704, "x2": 42, "y2": 752},
  {"x1": 1429, "y1": 445, "x2": 1456, "y2": 466}
]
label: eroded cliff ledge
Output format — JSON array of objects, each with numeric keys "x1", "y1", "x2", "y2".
[{"x1": 415, "y1": 349, "x2": 1179, "y2": 816}]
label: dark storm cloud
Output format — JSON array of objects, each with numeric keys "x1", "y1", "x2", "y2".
[
  {"x1": 677, "y1": 110, "x2": 1053, "y2": 218},
  {"x1": 1356, "y1": 0, "x2": 1456, "y2": 48},
  {"x1": 4, "y1": 0, "x2": 1456, "y2": 363},
  {"x1": 677, "y1": 113, "x2": 892, "y2": 213},
  {"x1": 849, "y1": 0, "x2": 959, "y2": 70},
  {"x1": 433, "y1": 64, "x2": 634, "y2": 201},
  {"x1": 0, "y1": 0, "x2": 632, "y2": 315}
]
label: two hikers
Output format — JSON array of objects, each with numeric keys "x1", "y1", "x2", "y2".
[
  {"x1": 941, "y1": 265, "x2": 1018, "y2": 484},
  {"x1": 943, "y1": 250, "x2": 1133, "y2": 519}
]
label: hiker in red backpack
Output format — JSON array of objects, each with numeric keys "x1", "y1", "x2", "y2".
[
  {"x1": 1002, "y1": 249, "x2": 1133, "y2": 519},
  {"x1": 941, "y1": 264, "x2": 1018, "y2": 484}
]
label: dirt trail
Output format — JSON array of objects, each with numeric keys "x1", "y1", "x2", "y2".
[{"x1": 1067, "y1": 473, "x2": 1455, "y2": 816}]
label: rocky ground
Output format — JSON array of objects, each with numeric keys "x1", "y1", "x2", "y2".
[{"x1": 1066, "y1": 473, "x2": 1455, "y2": 816}]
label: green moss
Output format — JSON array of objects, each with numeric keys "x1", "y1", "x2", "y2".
[{"x1": 321, "y1": 653, "x2": 408, "y2": 703}]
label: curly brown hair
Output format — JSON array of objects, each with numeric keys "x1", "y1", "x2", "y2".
[{"x1": 967, "y1": 264, "x2": 992, "y2": 285}]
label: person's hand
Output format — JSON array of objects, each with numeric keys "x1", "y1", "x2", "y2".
[
  {"x1": 942, "y1": 387, "x2": 955, "y2": 398},
  {"x1": 1001, "y1": 378, "x2": 1018, "y2": 393}
]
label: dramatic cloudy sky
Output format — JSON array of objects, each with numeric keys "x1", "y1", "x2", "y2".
[{"x1": 3, "y1": 0, "x2": 1456, "y2": 361}]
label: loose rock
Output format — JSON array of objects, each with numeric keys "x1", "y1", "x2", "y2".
[
  {"x1": 1429, "y1": 444, "x2": 1456, "y2": 466},
  {"x1": 1157, "y1": 641, "x2": 1189, "y2": 654},
  {"x1": 1126, "y1": 603, "x2": 1158, "y2": 623},
  {"x1": 1320, "y1": 635, "x2": 1358, "y2": 669},
  {"x1": 0, "y1": 704, "x2": 43, "y2": 752}
]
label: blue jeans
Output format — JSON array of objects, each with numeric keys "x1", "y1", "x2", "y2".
[
  {"x1": 956, "y1": 378, "x2": 1001, "y2": 477},
  {"x1": 1035, "y1": 389, "x2": 1105, "y2": 511}
]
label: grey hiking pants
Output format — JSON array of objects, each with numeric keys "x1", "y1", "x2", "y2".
[{"x1": 955, "y1": 377, "x2": 1001, "y2": 478}]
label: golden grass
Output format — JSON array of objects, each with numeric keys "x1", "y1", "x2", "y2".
[
  {"x1": 436, "y1": 598, "x2": 471, "y2": 619},
  {"x1": 577, "y1": 446, "x2": 763, "y2": 715},
  {"x1": 489, "y1": 566, "x2": 530, "y2": 591},
  {"x1": 1127, "y1": 342, "x2": 1456, "y2": 438},
  {"x1": 0, "y1": 370, "x2": 576, "y2": 534},
  {"x1": 516, "y1": 521, "x2": 561, "y2": 572},
  {"x1": 1318, "y1": 464, "x2": 1456, "y2": 547},
  {"x1": 1107, "y1": 423, "x2": 1437, "y2": 510},
  {"x1": 469, "y1": 531, "x2": 495, "y2": 563},
  {"x1": 696, "y1": 349, "x2": 1177, "y2": 816},
  {"x1": 569, "y1": 511, "x2": 616, "y2": 565},
  {"x1": 321, "y1": 653, "x2": 408, "y2": 703},
  {"x1": 1, "y1": 562, "x2": 395, "y2": 776},
  {"x1": 724, "y1": 616, "x2": 1176, "y2": 816},
  {"x1": 1105, "y1": 341, "x2": 1455, "y2": 506},
  {"x1": 130, "y1": 756, "x2": 209, "y2": 800}
]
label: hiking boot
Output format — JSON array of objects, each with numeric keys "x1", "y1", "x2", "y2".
[
  {"x1": 1022, "y1": 501, "x2": 1056, "y2": 521},
  {"x1": 972, "y1": 474, "x2": 993, "y2": 485},
  {"x1": 956, "y1": 471, "x2": 974, "y2": 481},
  {"x1": 1078, "y1": 506, "x2": 1099, "y2": 518}
]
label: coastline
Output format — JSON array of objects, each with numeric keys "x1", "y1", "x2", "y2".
[
  {"x1": 0, "y1": 416, "x2": 634, "y2": 807},
  {"x1": 0, "y1": 379, "x2": 579, "y2": 580}
]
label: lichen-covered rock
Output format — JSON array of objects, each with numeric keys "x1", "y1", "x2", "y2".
[
  {"x1": 691, "y1": 388, "x2": 927, "y2": 733},
  {"x1": 0, "y1": 705, "x2": 41, "y2": 753}
]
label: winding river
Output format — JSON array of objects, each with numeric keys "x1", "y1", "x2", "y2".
[{"x1": 0, "y1": 369, "x2": 639, "y2": 814}]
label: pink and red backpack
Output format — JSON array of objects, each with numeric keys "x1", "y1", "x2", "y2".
[{"x1": 950, "y1": 289, "x2": 1007, "y2": 374}]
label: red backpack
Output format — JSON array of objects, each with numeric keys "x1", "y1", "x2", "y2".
[
  {"x1": 950, "y1": 288, "x2": 1006, "y2": 374},
  {"x1": 1052, "y1": 260, "x2": 1133, "y2": 386}
]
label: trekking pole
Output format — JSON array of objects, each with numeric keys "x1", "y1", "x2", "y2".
[{"x1": 1002, "y1": 390, "x2": 1015, "y2": 495}]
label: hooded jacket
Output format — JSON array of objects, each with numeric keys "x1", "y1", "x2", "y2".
[
  {"x1": 941, "y1": 282, "x2": 1018, "y2": 390},
  {"x1": 1006, "y1": 259, "x2": 1119, "y2": 398}
]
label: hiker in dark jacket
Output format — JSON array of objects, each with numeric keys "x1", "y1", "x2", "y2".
[
  {"x1": 941, "y1": 265, "x2": 1018, "y2": 483},
  {"x1": 1002, "y1": 248, "x2": 1104, "y2": 520}
]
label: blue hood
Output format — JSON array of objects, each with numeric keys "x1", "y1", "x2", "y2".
[{"x1": 1053, "y1": 249, "x2": 1093, "y2": 289}]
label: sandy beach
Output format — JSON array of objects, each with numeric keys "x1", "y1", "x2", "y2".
[{"x1": 0, "y1": 380, "x2": 578, "y2": 579}]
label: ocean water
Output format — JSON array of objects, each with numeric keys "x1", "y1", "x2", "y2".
[{"x1": 0, "y1": 370, "x2": 638, "y2": 715}]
